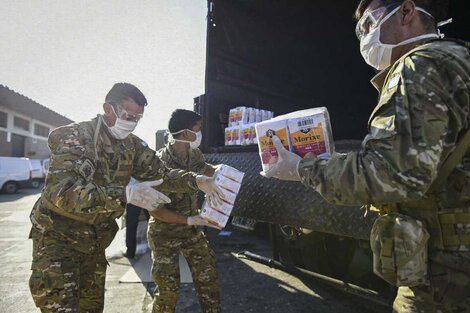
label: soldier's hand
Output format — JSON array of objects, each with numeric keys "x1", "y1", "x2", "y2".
[
  {"x1": 195, "y1": 175, "x2": 225, "y2": 207},
  {"x1": 187, "y1": 215, "x2": 222, "y2": 230},
  {"x1": 260, "y1": 135, "x2": 302, "y2": 181},
  {"x1": 125, "y1": 179, "x2": 171, "y2": 212}
]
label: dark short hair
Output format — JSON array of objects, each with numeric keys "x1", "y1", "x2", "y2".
[
  {"x1": 168, "y1": 109, "x2": 202, "y2": 136},
  {"x1": 105, "y1": 83, "x2": 147, "y2": 107},
  {"x1": 354, "y1": 0, "x2": 449, "y2": 30}
]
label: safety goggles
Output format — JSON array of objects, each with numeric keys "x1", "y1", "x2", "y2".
[
  {"x1": 108, "y1": 102, "x2": 143, "y2": 122},
  {"x1": 355, "y1": 3, "x2": 401, "y2": 40}
]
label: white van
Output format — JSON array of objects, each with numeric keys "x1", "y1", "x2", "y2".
[
  {"x1": 29, "y1": 159, "x2": 45, "y2": 188},
  {"x1": 0, "y1": 157, "x2": 33, "y2": 194}
]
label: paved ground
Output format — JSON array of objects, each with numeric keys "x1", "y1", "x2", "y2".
[{"x1": 0, "y1": 187, "x2": 389, "y2": 313}]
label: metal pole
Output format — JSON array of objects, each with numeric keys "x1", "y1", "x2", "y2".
[{"x1": 236, "y1": 250, "x2": 390, "y2": 309}]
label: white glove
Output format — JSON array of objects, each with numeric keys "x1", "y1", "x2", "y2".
[
  {"x1": 195, "y1": 175, "x2": 225, "y2": 207},
  {"x1": 187, "y1": 215, "x2": 222, "y2": 229},
  {"x1": 125, "y1": 179, "x2": 171, "y2": 212},
  {"x1": 260, "y1": 135, "x2": 302, "y2": 181}
]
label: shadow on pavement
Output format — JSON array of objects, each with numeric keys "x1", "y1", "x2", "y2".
[{"x1": 0, "y1": 188, "x2": 42, "y2": 203}]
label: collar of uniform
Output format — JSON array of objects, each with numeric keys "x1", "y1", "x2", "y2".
[
  {"x1": 370, "y1": 68, "x2": 392, "y2": 91},
  {"x1": 96, "y1": 114, "x2": 131, "y2": 152},
  {"x1": 370, "y1": 39, "x2": 440, "y2": 92},
  {"x1": 166, "y1": 143, "x2": 191, "y2": 168}
]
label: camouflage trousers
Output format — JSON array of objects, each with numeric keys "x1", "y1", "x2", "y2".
[
  {"x1": 393, "y1": 251, "x2": 470, "y2": 313},
  {"x1": 29, "y1": 228, "x2": 108, "y2": 313},
  {"x1": 147, "y1": 230, "x2": 221, "y2": 313}
]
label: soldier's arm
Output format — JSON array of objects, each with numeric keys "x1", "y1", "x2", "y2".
[
  {"x1": 43, "y1": 125, "x2": 125, "y2": 214},
  {"x1": 131, "y1": 137, "x2": 199, "y2": 193},
  {"x1": 149, "y1": 207, "x2": 188, "y2": 225},
  {"x1": 299, "y1": 52, "x2": 462, "y2": 206}
]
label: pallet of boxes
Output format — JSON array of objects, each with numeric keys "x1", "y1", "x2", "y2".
[
  {"x1": 200, "y1": 165, "x2": 245, "y2": 228},
  {"x1": 255, "y1": 107, "x2": 334, "y2": 172}
]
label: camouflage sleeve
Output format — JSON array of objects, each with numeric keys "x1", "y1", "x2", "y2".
[
  {"x1": 131, "y1": 137, "x2": 199, "y2": 193},
  {"x1": 43, "y1": 124, "x2": 125, "y2": 214},
  {"x1": 299, "y1": 50, "x2": 460, "y2": 206}
]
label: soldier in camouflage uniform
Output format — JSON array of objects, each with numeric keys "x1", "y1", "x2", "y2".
[
  {"x1": 147, "y1": 109, "x2": 221, "y2": 313},
  {"x1": 263, "y1": 1, "x2": 470, "y2": 312},
  {"x1": 29, "y1": 83, "x2": 224, "y2": 313}
]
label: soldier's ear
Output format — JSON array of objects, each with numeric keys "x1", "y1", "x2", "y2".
[
  {"x1": 182, "y1": 129, "x2": 190, "y2": 140},
  {"x1": 103, "y1": 103, "x2": 113, "y2": 116}
]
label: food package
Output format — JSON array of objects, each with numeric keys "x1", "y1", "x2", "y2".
[
  {"x1": 255, "y1": 107, "x2": 334, "y2": 171},
  {"x1": 247, "y1": 108, "x2": 256, "y2": 124},
  {"x1": 199, "y1": 165, "x2": 245, "y2": 228},
  {"x1": 214, "y1": 172, "x2": 242, "y2": 194},
  {"x1": 225, "y1": 127, "x2": 233, "y2": 146},
  {"x1": 200, "y1": 204, "x2": 230, "y2": 228},
  {"x1": 241, "y1": 124, "x2": 252, "y2": 145},
  {"x1": 232, "y1": 126, "x2": 241, "y2": 145},
  {"x1": 207, "y1": 199, "x2": 234, "y2": 216},
  {"x1": 216, "y1": 164, "x2": 245, "y2": 183},
  {"x1": 250, "y1": 124, "x2": 258, "y2": 144},
  {"x1": 228, "y1": 108, "x2": 237, "y2": 127},
  {"x1": 255, "y1": 119, "x2": 291, "y2": 172},
  {"x1": 219, "y1": 187, "x2": 237, "y2": 204},
  {"x1": 287, "y1": 108, "x2": 333, "y2": 159},
  {"x1": 239, "y1": 106, "x2": 249, "y2": 125},
  {"x1": 255, "y1": 109, "x2": 262, "y2": 123}
]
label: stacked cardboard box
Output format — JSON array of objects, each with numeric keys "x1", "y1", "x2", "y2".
[
  {"x1": 255, "y1": 107, "x2": 334, "y2": 173},
  {"x1": 199, "y1": 165, "x2": 245, "y2": 228}
]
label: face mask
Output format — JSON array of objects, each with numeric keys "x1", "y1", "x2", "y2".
[
  {"x1": 359, "y1": 6, "x2": 439, "y2": 70},
  {"x1": 105, "y1": 107, "x2": 138, "y2": 139},
  {"x1": 171, "y1": 129, "x2": 202, "y2": 149}
]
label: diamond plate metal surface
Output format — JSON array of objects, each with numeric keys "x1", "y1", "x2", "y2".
[{"x1": 205, "y1": 148, "x2": 377, "y2": 241}]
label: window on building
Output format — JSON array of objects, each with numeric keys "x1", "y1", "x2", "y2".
[
  {"x1": 34, "y1": 124, "x2": 50, "y2": 137},
  {"x1": 0, "y1": 111, "x2": 7, "y2": 128},
  {"x1": 14, "y1": 116, "x2": 30, "y2": 131}
]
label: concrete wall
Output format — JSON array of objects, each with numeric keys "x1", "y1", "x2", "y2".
[{"x1": 0, "y1": 106, "x2": 58, "y2": 159}]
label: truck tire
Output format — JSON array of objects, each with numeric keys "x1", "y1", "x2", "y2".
[
  {"x1": 2, "y1": 181, "x2": 18, "y2": 194},
  {"x1": 31, "y1": 179, "x2": 41, "y2": 189}
]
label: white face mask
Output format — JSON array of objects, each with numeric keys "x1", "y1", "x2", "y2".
[
  {"x1": 105, "y1": 108, "x2": 138, "y2": 140},
  {"x1": 171, "y1": 129, "x2": 202, "y2": 149},
  {"x1": 359, "y1": 6, "x2": 439, "y2": 70}
]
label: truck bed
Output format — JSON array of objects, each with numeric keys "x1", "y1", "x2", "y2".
[{"x1": 205, "y1": 140, "x2": 377, "y2": 240}]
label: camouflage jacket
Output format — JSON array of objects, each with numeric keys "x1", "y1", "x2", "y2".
[
  {"x1": 148, "y1": 143, "x2": 211, "y2": 240},
  {"x1": 30, "y1": 116, "x2": 199, "y2": 252},
  {"x1": 299, "y1": 40, "x2": 470, "y2": 251}
]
